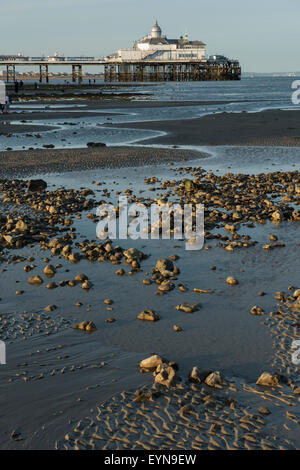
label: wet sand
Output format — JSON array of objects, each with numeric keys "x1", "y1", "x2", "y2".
[
  {"x1": 0, "y1": 147, "x2": 202, "y2": 177},
  {"x1": 0, "y1": 99, "x2": 246, "y2": 125},
  {"x1": 111, "y1": 109, "x2": 300, "y2": 147},
  {"x1": 58, "y1": 285, "x2": 300, "y2": 451},
  {"x1": 0, "y1": 123, "x2": 58, "y2": 135},
  {"x1": 0, "y1": 111, "x2": 126, "y2": 123},
  {"x1": 0, "y1": 162, "x2": 299, "y2": 449},
  {"x1": 0, "y1": 94, "x2": 300, "y2": 451}
]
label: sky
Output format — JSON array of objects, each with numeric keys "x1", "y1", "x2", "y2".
[{"x1": 0, "y1": 0, "x2": 299, "y2": 72}]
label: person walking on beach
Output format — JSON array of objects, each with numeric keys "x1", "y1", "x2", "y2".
[
  {"x1": 0, "y1": 92, "x2": 5, "y2": 114},
  {"x1": 4, "y1": 95, "x2": 10, "y2": 114}
]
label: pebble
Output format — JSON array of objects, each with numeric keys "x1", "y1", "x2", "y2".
[
  {"x1": 138, "y1": 309, "x2": 160, "y2": 322},
  {"x1": 173, "y1": 325, "x2": 182, "y2": 332},
  {"x1": 226, "y1": 276, "x2": 239, "y2": 286},
  {"x1": 175, "y1": 303, "x2": 200, "y2": 313},
  {"x1": 28, "y1": 275, "x2": 43, "y2": 286},
  {"x1": 43, "y1": 264, "x2": 56, "y2": 276},
  {"x1": 256, "y1": 372, "x2": 279, "y2": 387},
  {"x1": 259, "y1": 407, "x2": 271, "y2": 415},
  {"x1": 81, "y1": 280, "x2": 92, "y2": 290},
  {"x1": 140, "y1": 355, "x2": 163, "y2": 372},
  {"x1": 73, "y1": 321, "x2": 97, "y2": 332},
  {"x1": 250, "y1": 306, "x2": 265, "y2": 316}
]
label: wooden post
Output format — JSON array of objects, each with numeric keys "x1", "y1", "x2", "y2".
[
  {"x1": 100, "y1": 59, "x2": 241, "y2": 83},
  {"x1": 72, "y1": 65, "x2": 76, "y2": 83},
  {"x1": 46, "y1": 65, "x2": 49, "y2": 83},
  {"x1": 78, "y1": 65, "x2": 82, "y2": 84}
]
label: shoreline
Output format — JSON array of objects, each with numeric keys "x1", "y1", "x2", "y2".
[
  {"x1": 2, "y1": 100, "x2": 300, "y2": 154},
  {"x1": 109, "y1": 109, "x2": 300, "y2": 147},
  {"x1": 0, "y1": 99, "x2": 252, "y2": 124}
]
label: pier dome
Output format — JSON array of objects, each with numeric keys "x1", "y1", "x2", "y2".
[{"x1": 150, "y1": 21, "x2": 162, "y2": 38}]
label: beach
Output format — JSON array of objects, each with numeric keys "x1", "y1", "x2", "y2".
[
  {"x1": 0, "y1": 147, "x2": 201, "y2": 176},
  {"x1": 0, "y1": 81, "x2": 300, "y2": 450},
  {"x1": 111, "y1": 109, "x2": 300, "y2": 147}
]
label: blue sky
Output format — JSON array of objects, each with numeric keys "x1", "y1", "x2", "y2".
[{"x1": 1, "y1": 0, "x2": 299, "y2": 72}]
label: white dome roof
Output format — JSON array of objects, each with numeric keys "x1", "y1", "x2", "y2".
[{"x1": 150, "y1": 21, "x2": 162, "y2": 38}]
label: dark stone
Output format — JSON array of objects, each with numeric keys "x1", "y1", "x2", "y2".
[
  {"x1": 27, "y1": 179, "x2": 47, "y2": 192},
  {"x1": 87, "y1": 142, "x2": 106, "y2": 148}
]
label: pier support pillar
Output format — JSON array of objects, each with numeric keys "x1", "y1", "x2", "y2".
[
  {"x1": 105, "y1": 65, "x2": 117, "y2": 82},
  {"x1": 102, "y1": 60, "x2": 241, "y2": 82},
  {"x1": 39, "y1": 65, "x2": 49, "y2": 83},
  {"x1": 78, "y1": 65, "x2": 82, "y2": 84},
  {"x1": 72, "y1": 65, "x2": 83, "y2": 84},
  {"x1": 6, "y1": 65, "x2": 16, "y2": 83}
]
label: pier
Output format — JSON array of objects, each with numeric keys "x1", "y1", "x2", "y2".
[
  {"x1": 0, "y1": 57, "x2": 241, "y2": 83},
  {"x1": 104, "y1": 60, "x2": 241, "y2": 82},
  {"x1": 102, "y1": 22, "x2": 241, "y2": 82},
  {"x1": 0, "y1": 22, "x2": 241, "y2": 83},
  {"x1": 0, "y1": 58, "x2": 102, "y2": 84}
]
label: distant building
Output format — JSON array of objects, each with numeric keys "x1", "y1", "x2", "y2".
[
  {"x1": 108, "y1": 21, "x2": 206, "y2": 62},
  {"x1": 47, "y1": 52, "x2": 65, "y2": 62}
]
